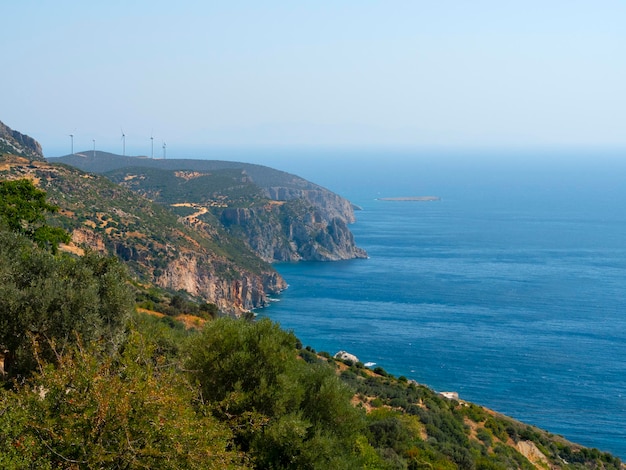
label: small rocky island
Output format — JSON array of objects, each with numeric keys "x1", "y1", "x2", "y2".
[{"x1": 376, "y1": 196, "x2": 441, "y2": 202}]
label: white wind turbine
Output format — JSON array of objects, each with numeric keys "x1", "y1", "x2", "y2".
[
  {"x1": 162, "y1": 141, "x2": 166, "y2": 159},
  {"x1": 121, "y1": 128, "x2": 126, "y2": 156},
  {"x1": 69, "y1": 134, "x2": 74, "y2": 155}
]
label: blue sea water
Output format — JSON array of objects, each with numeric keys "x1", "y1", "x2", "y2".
[{"x1": 257, "y1": 150, "x2": 626, "y2": 459}]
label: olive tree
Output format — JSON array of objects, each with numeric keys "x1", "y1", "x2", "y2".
[{"x1": 0, "y1": 229, "x2": 133, "y2": 377}]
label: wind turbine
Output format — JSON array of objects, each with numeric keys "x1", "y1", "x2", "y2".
[
  {"x1": 69, "y1": 134, "x2": 74, "y2": 155},
  {"x1": 150, "y1": 133, "x2": 154, "y2": 159},
  {"x1": 92, "y1": 139, "x2": 96, "y2": 159},
  {"x1": 162, "y1": 142, "x2": 166, "y2": 159},
  {"x1": 121, "y1": 128, "x2": 126, "y2": 156}
]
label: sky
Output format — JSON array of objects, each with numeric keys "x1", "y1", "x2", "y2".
[{"x1": 2, "y1": 1, "x2": 625, "y2": 158}]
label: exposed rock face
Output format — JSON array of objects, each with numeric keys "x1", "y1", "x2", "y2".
[
  {"x1": 71, "y1": 227, "x2": 107, "y2": 253},
  {"x1": 334, "y1": 351, "x2": 360, "y2": 363},
  {"x1": 1, "y1": 150, "x2": 287, "y2": 315},
  {"x1": 219, "y1": 202, "x2": 367, "y2": 263},
  {"x1": 0, "y1": 120, "x2": 44, "y2": 160},
  {"x1": 265, "y1": 186, "x2": 357, "y2": 224},
  {"x1": 516, "y1": 440, "x2": 550, "y2": 468},
  {"x1": 71, "y1": 224, "x2": 286, "y2": 315},
  {"x1": 49, "y1": 154, "x2": 368, "y2": 262},
  {"x1": 155, "y1": 253, "x2": 286, "y2": 314}
]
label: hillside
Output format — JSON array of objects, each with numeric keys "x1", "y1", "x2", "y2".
[
  {"x1": 50, "y1": 152, "x2": 367, "y2": 262},
  {"x1": 0, "y1": 153, "x2": 285, "y2": 313}
]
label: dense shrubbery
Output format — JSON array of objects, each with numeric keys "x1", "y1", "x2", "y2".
[
  {"x1": 185, "y1": 318, "x2": 367, "y2": 469},
  {"x1": 0, "y1": 230, "x2": 133, "y2": 377},
  {"x1": 136, "y1": 289, "x2": 219, "y2": 320},
  {"x1": 0, "y1": 333, "x2": 240, "y2": 469}
]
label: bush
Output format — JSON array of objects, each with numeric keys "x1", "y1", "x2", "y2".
[
  {"x1": 185, "y1": 317, "x2": 365, "y2": 468},
  {"x1": 0, "y1": 230, "x2": 133, "y2": 377}
]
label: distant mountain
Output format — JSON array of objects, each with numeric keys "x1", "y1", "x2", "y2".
[
  {"x1": 0, "y1": 120, "x2": 44, "y2": 161},
  {"x1": 51, "y1": 152, "x2": 367, "y2": 262}
]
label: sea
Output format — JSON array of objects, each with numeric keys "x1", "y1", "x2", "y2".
[{"x1": 251, "y1": 148, "x2": 626, "y2": 459}]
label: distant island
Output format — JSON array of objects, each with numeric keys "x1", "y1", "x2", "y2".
[{"x1": 376, "y1": 196, "x2": 441, "y2": 202}]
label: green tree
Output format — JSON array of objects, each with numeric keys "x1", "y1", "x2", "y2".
[
  {"x1": 0, "y1": 229, "x2": 133, "y2": 377},
  {"x1": 0, "y1": 179, "x2": 70, "y2": 252},
  {"x1": 186, "y1": 317, "x2": 366, "y2": 469}
]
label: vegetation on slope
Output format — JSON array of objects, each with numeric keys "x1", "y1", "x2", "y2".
[
  {"x1": 105, "y1": 166, "x2": 267, "y2": 208},
  {"x1": 1, "y1": 157, "x2": 284, "y2": 312},
  {"x1": 53, "y1": 152, "x2": 367, "y2": 262}
]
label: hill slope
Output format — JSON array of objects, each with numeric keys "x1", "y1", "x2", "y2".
[
  {"x1": 0, "y1": 154, "x2": 285, "y2": 313},
  {"x1": 51, "y1": 152, "x2": 367, "y2": 262}
]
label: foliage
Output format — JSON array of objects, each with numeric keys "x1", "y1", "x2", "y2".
[
  {"x1": 0, "y1": 228, "x2": 133, "y2": 377},
  {"x1": 136, "y1": 287, "x2": 219, "y2": 320},
  {"x1": 0, "y1": 179, "x2": 69, "y2": 252},
  {"x1": 186, "y1": 317, "x2": 367, "y2": 469},
  {"x1": 0, "y1": 163, "x2": 622, "y2": 470},
  {"x1": 105, "y1": 166, "x2": 266, "y2": 207},
  {"x1": 0, "y1": 332, "x2": 244, "y2": 469}
]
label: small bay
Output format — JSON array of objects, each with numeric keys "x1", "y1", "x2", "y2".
[{"x1": 259, "y1": 150, "x2": 626, "y2": 458}]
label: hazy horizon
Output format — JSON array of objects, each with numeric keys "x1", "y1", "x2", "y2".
[{"x1": 3, "y1": 1, "x2": 625, "y2": 156}]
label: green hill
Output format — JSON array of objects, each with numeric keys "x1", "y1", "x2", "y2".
[
  {"x1": 52, "y1": 152, "x2": 367, "y2": 262},
  {"x1": 0, "y1": 154, "x2": 284, "y2": 314}
]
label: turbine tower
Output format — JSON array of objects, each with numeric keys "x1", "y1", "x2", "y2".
[
  {"x1": 92, "y1": 139, "x2": 96, "y2": 159},
  {"x1": 69, "y1": 134, "x2": 74, "y2": 155},
  {"x1": 150, "y1": 134, "x2": 154, "y2": 159},
  {"x1": 121, "y1": 128, "x2": 126, "y2": 156},
  {"x1": 162, "y1": 142, "x2": 166, "y2": 159}
]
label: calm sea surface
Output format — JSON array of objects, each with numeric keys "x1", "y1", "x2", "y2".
[{"x1": 256, "y1": 150, "x2": 626, "y2": 458}]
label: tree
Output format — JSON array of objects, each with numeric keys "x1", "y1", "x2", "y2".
[
  {"x1": 185, "y1": 317, "x2": 366, "y2": 469},
  {"x1": 0, "y1": 178, "x2": 69, "y2": 252},
  {"x1": 0, "y1": 229, "x2": 133, "y2": 377}
]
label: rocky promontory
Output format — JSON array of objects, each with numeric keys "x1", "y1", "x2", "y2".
[{"x1": 51, "y1": 153, "x2": 367, "y2": 263}]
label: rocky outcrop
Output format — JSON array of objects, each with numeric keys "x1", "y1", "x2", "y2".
[
  {"x1": 334, "y1": 351, "x2": 360, "y2": 363},
  {"x1": 0, "y1": 120, "x2": 44, "y2": 160},
  {"x1": 265, "y1": 187, "x2": 357, "y2": 224},
  {"x1": 219, "y1": 201, "x2": 367, "y2": 263},
  {"x1": 515, "y1": 440, "x2": 550, "y2": 468},
  {"x1": 49, "y1": 154, "x2": 368, "y2": 262},
  {"x1": 71, "y1": 227, "x2": 107, "y2": 253},
  {"x1": 71, "y1": 224, "x2": 286, "y2": 315},
  {"x1": 1, "y1": 150, "x2": 287, "y2": 315},
  {"x1": 155, "y1": 254, "x2": 286, "y2": 314}
]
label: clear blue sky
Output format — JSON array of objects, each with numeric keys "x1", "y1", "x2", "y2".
[{"x1": 2, "y1": 1, "x2": 625, "y2": 157}]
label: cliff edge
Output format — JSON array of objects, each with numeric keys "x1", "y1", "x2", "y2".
[
  {"x1": 51, "y1": 153, "x2": 367, "y2": 262},
  {"x1": 0, "y1": 120, "x2": 44, "y2": 161}
]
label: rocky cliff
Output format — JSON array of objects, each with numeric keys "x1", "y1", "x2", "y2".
[
  {"x1": 50, "y1": 154, "x2": 367, "y2": 262},
  {"x1": 0, "y1": 120, "x2": 44, "y2": 161},
  {"x1": 219, "y1": 201, "x2": 366, "y2": 262},
  {"x1": 0, "y1": 154, "x2": 286, "y2": 314}
]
